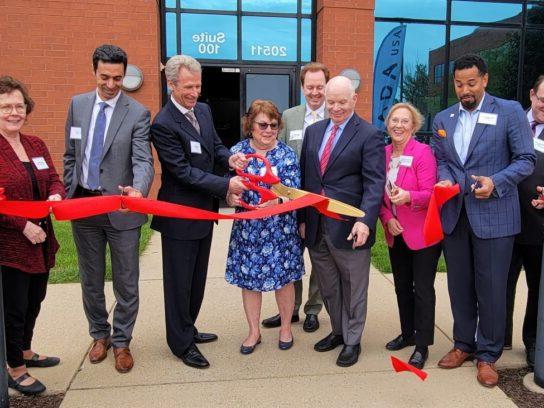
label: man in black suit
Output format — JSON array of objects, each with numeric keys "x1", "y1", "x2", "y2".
[
  {"x1": 505, "y1": 74, "x2": 544, "y2": 368},
  {"x1": 299, "y1": 76, "x2": 385, "y2": 367},
  {"x1": 151, "y1": 55, "x2": 246, "y2": 369}
]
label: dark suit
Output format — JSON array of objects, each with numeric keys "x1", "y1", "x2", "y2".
[
  {"x1": 151, "y1": 100, "x2": 231, "y2": 356},
  {"x1": 505, "y1": 124, "x2": 544, "y2": 349},
  {"x1": 432, "y1": 93, "x2": 536, "y2": 362},
  {"x1": 300, "y1": 114, "x2": 385, "y2": 345}
]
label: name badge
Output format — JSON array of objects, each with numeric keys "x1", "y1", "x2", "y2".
[
  {"x1": 32, "y1": 157, "x2": 49, "y2": 170},
  {"x1": 190, "y1": 141, "x2": 202, "y2": 154},
  {"x1": 70, "y1": 127, "x2": 82, "y2": 140},
  {"x1": 399, "y1": 155, "x2": 413, "y2": 167},
  {"x1": 260, "y1": 166, "x2": 278, "y2": 176},
  {"x1": 478, "y1": 112, "x2": 498, "y2": 126},
  {"x1": 289, "y1": 130, "x2": 303, "y2": 141},
  {"x1": 534, "y1": 138, "x2": 544, "y2": 154}
]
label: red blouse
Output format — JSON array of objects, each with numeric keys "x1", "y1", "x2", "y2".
[{"x1": 0, "y1": 133, "x2": 65, "y2": 273}]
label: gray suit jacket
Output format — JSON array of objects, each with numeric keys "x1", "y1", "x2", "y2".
[
  {"x1": 278, "y1": 104, "x2": 328, "y2": 158},
  {"x1": 63, "y1": 91, "x2": 154, "y2": 230}
]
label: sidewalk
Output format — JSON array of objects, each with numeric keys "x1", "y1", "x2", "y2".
[{"x1": 25, "y1": 219, "x2": 528, "y2": 407}]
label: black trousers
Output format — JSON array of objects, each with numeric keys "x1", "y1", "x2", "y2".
[
  {"x1": 388, "y1": 235, "x2": 441, "y2": 347},
  {"x1": 2, "y1": 266, "x2": 49, "y2": 368},
  {"x1": 505, "y1": 243, "x2": 542, "y2": 349},
  {"x1": 161, "y1": 232, "x2": 213, "y2": 357}
]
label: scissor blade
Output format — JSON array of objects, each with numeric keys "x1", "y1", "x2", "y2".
[{"x1": 272, "y1": 184, "x2": 365, "y2": 218}]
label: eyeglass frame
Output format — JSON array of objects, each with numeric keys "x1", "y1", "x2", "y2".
[
  {"x1": 254, "y1": 121, "x2": 279, "y2": 131},
  {"x1": 0, "y1": 104, "x2": 27, "y2": 115}
]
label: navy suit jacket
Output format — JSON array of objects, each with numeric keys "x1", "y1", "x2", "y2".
[
  {"x1": 150, "y1": 100, "x2": 231, "y2": 240},
  {"x1": 300, "y1": 113, "x2": 385, "y2": 250},
  {"x1": 432, "y1": 93, "x2": 536, "y2": 239}
]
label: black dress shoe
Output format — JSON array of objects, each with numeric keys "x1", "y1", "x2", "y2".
[
  {"x1": 336, "y1": 344, "x2": 361, "y2": 367},
  {"x1": 261, "y1": 313, "x2": 299, "y2": 328},
  {"x1": 314, "y1": 332, "x2": 344, "y2": 352},
  {"x1": 526, "y1": 345, "x2": 536, "y2": 369},
  {"x1": 303, "y1": 314, "x2": 319, "y2": 333},
  {"x1": 8, "y1": 373, "x2": 46, "y2": 395},
  {"x1": 408, "y1": 348, "x2": 428, "y2": 370},
  {"x1": 194, "y1": 332, "x2": 218, "y2": 344},
  {"x1": 385, "y1": 334, "x2": 415, "y2": 351},
  {"x1": 240, "y1": 336, "x2": 261, "y2": 355},
  {"x1": 24, "y1": 353, "x2": 61, "y2": 368},
  {"x1": 180, "y1": 344, "x2": 210, "y2": 369}
]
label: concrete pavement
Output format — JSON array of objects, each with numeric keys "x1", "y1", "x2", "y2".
[{"x1": 22, "y1": 218, "x2": 529, "y2": 407}]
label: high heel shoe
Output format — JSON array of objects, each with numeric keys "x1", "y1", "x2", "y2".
[{"x1": 240, "y1": 336, "x2": 261, "y2": 355}]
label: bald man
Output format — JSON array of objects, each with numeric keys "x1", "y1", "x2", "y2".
[{"x1": 299, "y1": 76, "x2": 385, "y2": 367}]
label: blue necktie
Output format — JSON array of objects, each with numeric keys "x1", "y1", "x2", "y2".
[{"x1": 87, "y1": 102, "x2": 108, "y2": 190}]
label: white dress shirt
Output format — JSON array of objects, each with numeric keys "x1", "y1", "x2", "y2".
[
  {"x1": 527, "y1": 109, "x2": 544, "y2": 138},
  {"x1": 82, "y1": 90, "x2": 121, "y2": 189},
  {"x1": 303, "y1": 103, "x2": 325, "y2": 135}
]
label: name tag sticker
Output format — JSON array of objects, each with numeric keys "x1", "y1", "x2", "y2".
[
  {"x1": 478, "y1": 112, "x2": 498, "y2": 126},
  {"x1": 534, "y1": 138, "x2": 544, "y2": 153},
  {"x1": 260, "y1": 166, "x2": 278, "y2": 176},
  {"x1": 70, "y1": 127, "x2": 82, "y2": 140},
  {"x1": 190, "y1": 141, "x2": 202, "y2": 154},
  {"x1": 32, "y1": 157, "x2": 49, "y2": 170},
  {"x1": 289, "y1": 130, "x2": 303, "y2": 141},
  {"x1": 399, "y1": 155, "x2": 413, "y2": 167}
]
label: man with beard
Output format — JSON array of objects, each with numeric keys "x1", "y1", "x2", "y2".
[{"x1": 432, "y1": 54, "x2": 535, "y2": 387}]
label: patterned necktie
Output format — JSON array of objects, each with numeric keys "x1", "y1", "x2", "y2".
[
  {"x1": 310, "y1": 110, "x2": 318, "y2": 124},
  {"x1": 531, "y1": 120, "x2": 537, "y2": 136},
  {"x1": 185, "y1": 110, "x2": 200, "y2": 134},
  {"x1": 87, "y1": 102, "x2": 108, "y2": 190},
  {"x1": 320, "y1": 125, "x2": 339, "y2": 175}
]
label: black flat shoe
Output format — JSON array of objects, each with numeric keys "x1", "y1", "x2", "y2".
[
  {"x1": 24, "y1": 353, "x2": 61, "y2": 368},
  {"x1": 240, "y1": 336, "x2": 261, "y2": 355},
  {"x1": 8, "y1": 373, "x2": 46, "y2": 395},
  {"x1": 408, "y1": 348, "x2": 428, "y2": 370},
  {"x1": 261, "y1": 313, "x2": 299, "y2": 328},
  {"x1": 336, "y1": 344, "x2": 361, "y2": 367},
  {"x1": 303, "y1": 314, "x2": 319, "y2": 333},
  {"x1": 194, "y1": 332, "x2": 218, "y2": 344},
  {"x1": 385, "y1": 334, "x2": 415, "y2": 351},
  {"x1": 180, "y1": 344, "x2": 210, "y2": 369},
  {"x1": 279, "y1": 337, "x2": 294, "y2": 350},
  {"x1": 314, "y1": 332, "x2": 344, "y2": 352}
]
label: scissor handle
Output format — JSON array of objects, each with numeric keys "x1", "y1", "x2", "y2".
[
  {"x1": 238, "y1": 180, "x2": 278, "y2": 210},
  {"x1": 235, "y1": 153, "x2": 281, "y2": 185}
]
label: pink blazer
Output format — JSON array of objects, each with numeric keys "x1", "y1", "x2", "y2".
[{"x1": 379, "y1": 137, "x2": 438, "y2": 250}]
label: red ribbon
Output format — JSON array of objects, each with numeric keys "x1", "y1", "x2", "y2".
[
  {"x1": 390, "y1": 356, "x2": 428, "y2": 381},
  {"x1": 0, "y1": 193, "x2": 334, "y2": 221},
  {"x1": 423, "y1": 184, "x2": 460, "y2": 245}
]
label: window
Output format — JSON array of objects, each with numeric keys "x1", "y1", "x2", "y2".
[
  {"x1": 242, "y1": 0, "x2": 297, "y2": 13},
  {"x1": 375, "y1": 0, "x2": 447, "y2": 20},
  {"x1": 242, "y1": 17, "x2": 297, "y2": 61},
  {"x1": 451, "y1": 1, "x2": 522, "y2": 23}
]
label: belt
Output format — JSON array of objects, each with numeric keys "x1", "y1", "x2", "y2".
[{"x1": 77, "y1": 186, "x2": 103, "y2": 197}]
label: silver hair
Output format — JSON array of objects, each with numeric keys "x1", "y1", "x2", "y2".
[
  {"x1": 325, "y1": 75, "x2": 356, "y2": 97},
  {"x1": 164, "y1": 55, "x2": 201, "y2": 83}
]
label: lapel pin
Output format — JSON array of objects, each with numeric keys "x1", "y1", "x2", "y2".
[
  {"x1": 449, "y1": 113, "x2": 455, "y2": 118},
  {"x1": 438, "y1": 129, "x2": 447, "y2": 138}
]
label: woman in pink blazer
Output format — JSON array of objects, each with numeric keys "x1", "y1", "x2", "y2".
[{"x1": 379, "y1": 103, "x2": 441, "y2": 370}]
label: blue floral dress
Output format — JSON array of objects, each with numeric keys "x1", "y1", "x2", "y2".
[{"x1": 225, "y1": 139, "x2": 305, "y2": 292}]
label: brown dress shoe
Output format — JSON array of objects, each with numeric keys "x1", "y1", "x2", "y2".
[
  {"x1": 477, "y1": 361, "x2": 498, "y2": 387},
  {"x1": 438, "y1": 348, "x2": 474, "y2": 369},
  {"x1": 89, "y1": 337, "x2": 112, "y2": 364},
  {"x1": 113, "y1": 348, "x2": 134, "y2": 373}
]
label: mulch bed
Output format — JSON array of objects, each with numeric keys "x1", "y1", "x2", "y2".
[
  {"x1": 8, "y1": 393, "x2": 64, "y2": 408},
  {"x1": 498, "y1": 367, "x2": 544, "y2": 407}
]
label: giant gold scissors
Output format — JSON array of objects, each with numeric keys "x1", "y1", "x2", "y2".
[{"x1": 235, "y1": 154, "x2": 364, "y2": 218}]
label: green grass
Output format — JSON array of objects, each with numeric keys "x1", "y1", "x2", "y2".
[
  {"x1": 371, "y1": 223, "x2": 447, "y2": 273},
  {"x1": 48, "y1": 220, "x2": 153, "y2": 284}
]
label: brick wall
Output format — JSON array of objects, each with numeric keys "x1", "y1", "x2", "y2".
[
  {"x1": 316, "y1": 0, "x2": 375, "y2": 121},
  {"x1": 0, "y1": 0, "x2": 162, "y2": 195}
]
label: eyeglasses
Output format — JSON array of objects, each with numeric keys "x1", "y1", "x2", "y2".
[
  {"x1": 255, "y1": 121, "x2": 279, "y2": 130},
  {"x1": 533, "y1": 94, "x2": 544, "y2": 104},
  {"x1": 390, "y1": 118, "x2": 412, "y2": 126},
  {"x1": 0, "y1": 104, "x2": 27, "y2": 115}
]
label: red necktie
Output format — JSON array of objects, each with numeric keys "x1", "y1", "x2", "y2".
[{"x1": 320, "y1": 125, "x2": 339, "y2": 175}]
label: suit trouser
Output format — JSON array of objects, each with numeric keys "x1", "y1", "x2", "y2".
[
  {"x1": 505, "y1": 242, "x2": 542, "y2": 349},
  {"x1": 161, "y1": 231, "x2": 213, "y2": 357},
  {"x1": 2, "y1": 266, "x2": 49, "y2": 368},
  {"x1": 388, "y1": 235, "x2": 441, "y2": 347},
  {"x1": 308, "y1": 220, "x2": 370, "y2": 346},
  {"x1": 443, "y1": 208, "x2": 513, "y2": 362},
  {"x1": 294, "y1": 256, "x2": 323, "y2": 315},
  {"x1": 72, "y1": 214, "x2": 141, "y2": 348}
]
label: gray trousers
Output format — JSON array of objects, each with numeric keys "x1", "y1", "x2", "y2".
[
  {"x1": 72, "y1": 214, "x2": 141, "y2": 348},
  {"x1": 308, "y1": 222, "x2": 371, "y2": 346},
  {"x1": 294, "y1": 256, "x2": 323, "y2": 315}
]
